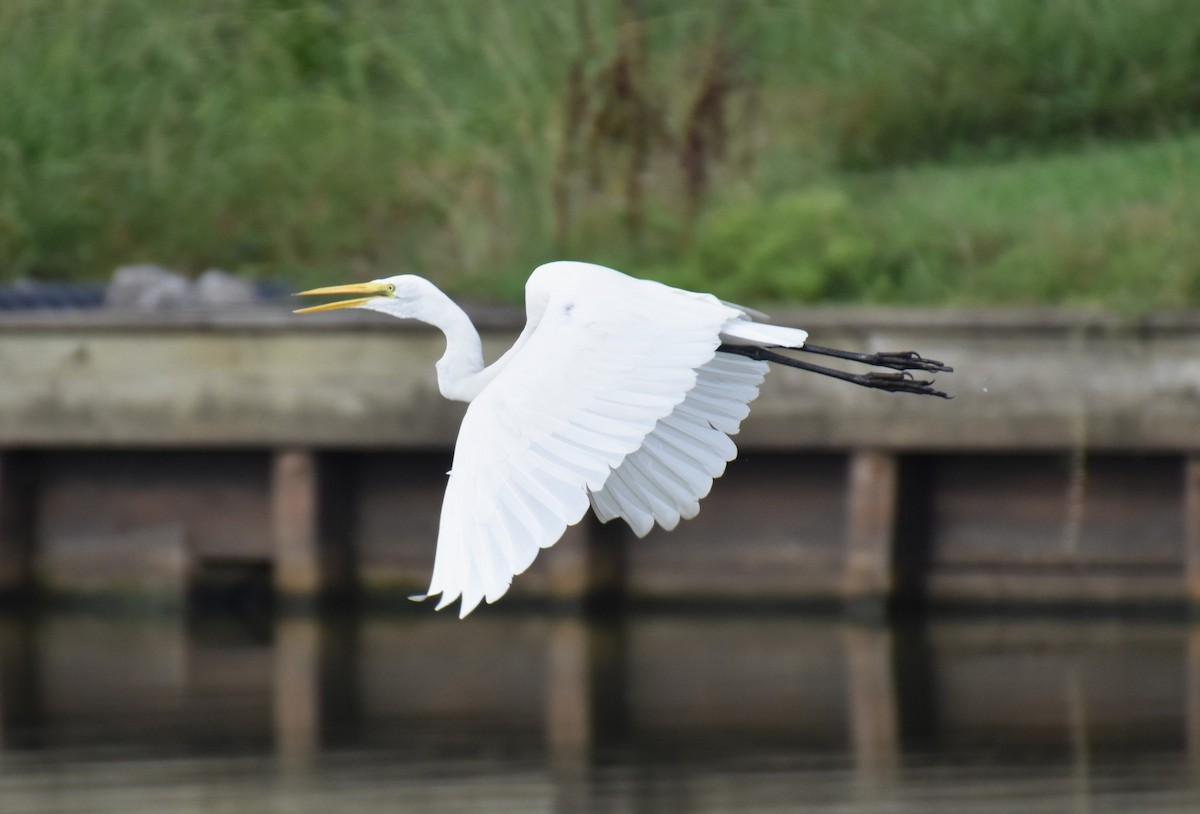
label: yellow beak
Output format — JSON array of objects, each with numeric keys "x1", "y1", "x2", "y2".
[{"x1": 293, "y1": 281, "x2": 393, "y2": 313}]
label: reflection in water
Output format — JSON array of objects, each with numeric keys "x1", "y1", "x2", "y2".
[{"x1": 0, "y1": 612, "x2": 1196, "y2": 812}]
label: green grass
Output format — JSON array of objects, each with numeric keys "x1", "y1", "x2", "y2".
[
  {"x1": 649, "y1": 134, "x2": 1200, "y2": 313},
  {"x1": 0, "y1": 0, "x2": 583, "y2": 287},
  {"x1": 1, "y1": 0, "x2": 1199, "y2": 310}
]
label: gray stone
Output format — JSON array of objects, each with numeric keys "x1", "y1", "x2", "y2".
[
  {"x1": 106, "y1": 264, "x2": 193, "y2": 310},
  {"x1": 195, "y1": 268, "x2": 258, "y2": 306}
]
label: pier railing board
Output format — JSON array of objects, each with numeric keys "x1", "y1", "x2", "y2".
[{"x1": 1, "y1": 307, "x2": 1197, "y2": 451}]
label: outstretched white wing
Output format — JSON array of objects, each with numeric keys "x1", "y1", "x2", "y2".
[{"x1": 427, "y1": 262, "x2": 741, "y2": 616}]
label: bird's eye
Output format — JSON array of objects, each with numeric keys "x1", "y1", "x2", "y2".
[{"x1": 387, "y1": 284, "x2": 396, "y2": 295}]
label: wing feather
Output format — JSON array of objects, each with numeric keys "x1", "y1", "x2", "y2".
[
  {"x1": 638, "y1": 433, "x2": 711, "y2": 502},
  {"x1": 656, "y1": 414, "x2": 737, "y2": 472},
  {"x1": 589, "y1": 488, "x2": 624, "y2": 524},
  {"x1": 599, "y1": 466, "x2": 657, "y2": 536}
]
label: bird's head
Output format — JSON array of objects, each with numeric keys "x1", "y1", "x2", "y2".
[{"x1": 294, "y1": 274, "x2": 433, "y2": 319}]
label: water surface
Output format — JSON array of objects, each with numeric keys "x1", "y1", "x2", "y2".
[{"x1": 0, "y1": 612, "x2": 1196, "y2": 812}]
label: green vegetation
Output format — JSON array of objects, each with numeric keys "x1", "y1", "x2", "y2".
[
  {"x1": 653, "y1": 134, "x2": 1200, "y2": 312},
  {"x1": 1, "y1": 0, "x2": 1198, "y2": 309}
]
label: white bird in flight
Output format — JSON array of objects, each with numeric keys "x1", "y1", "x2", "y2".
[{"x1": 296, "y1": 261, "x2": 950, "y2": 617}]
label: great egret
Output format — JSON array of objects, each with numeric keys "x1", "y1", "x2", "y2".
[{"x1": 296, "y1": 261, "x2": 950, "y2": 616}]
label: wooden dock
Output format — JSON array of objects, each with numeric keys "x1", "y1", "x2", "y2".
[{"x1": 0, "y1": 307, "x2": 1197, "y2": 611}]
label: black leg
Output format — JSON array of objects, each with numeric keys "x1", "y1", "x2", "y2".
[
  {"x1": 798, "y1": 343, "x2": 953, "y2": 374},
  {"x1": 718, "y1": 344, "x2": 952, "y2": 399}
]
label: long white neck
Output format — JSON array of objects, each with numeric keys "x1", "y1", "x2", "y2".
[
  {"x1": 363, "y1": 280, "x2": 487, "y2": 402},
  {"x1": 431, "y1": 299, "x2": 487, "y2": 402}
]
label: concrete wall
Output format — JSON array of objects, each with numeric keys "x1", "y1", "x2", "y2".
[{"x1": 2, "y1": 307, "x2": 1197, "y2": 451}]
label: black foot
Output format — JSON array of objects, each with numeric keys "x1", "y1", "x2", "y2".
[{"x1": 857, "y1": 370, "x2": 951, "y2": 399}]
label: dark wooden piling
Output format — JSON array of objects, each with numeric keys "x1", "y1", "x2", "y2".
[
  {"x1": 843, "y1": 625, "x2": 900, "y2": 783},
  {"x1": 271, "y1": 450, "x2": 323, "y2": 603},
  {"x1": 1186, "y1": 458, "x2": 1200, "y2": 607},
  {"x1": 843, "y1": 451, "x2": 898, "y2": 612},
  {"x1": 0, "y1": 453, "x2": 35, "y2": 601},
  {"x1": 274, "y1": 616, "x2": 321, "y2": 772}
]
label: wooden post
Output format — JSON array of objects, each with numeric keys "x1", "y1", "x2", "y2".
[
  {"x1": 274, "y1": 617, "x2": 320, "y2": 774},
  {"x1": 1186, "y1": 457, "x2": 1200, "y2": 606},
  {"x1": 272, "y1": 449, "x2": 322, "y2": 604},
  {"x1": 843, "y1": 625, "x2": 900, "y2": 791},
  {"x1": 545, "y1": 617, "x2": 593, "y2": 753},
  {"x1": 539, "y1": 520, "x2": 622, "y2": 608},
  {"x1": 0, "y1": 452, "x2": 34, "y2": 601},
  {"x1": 546, "y1": 617, "x2": 611, "y2": 814},
  {"x1": 843, "y1": 450, "x2": 899, "y2": 612},
  {"x1": 540, "y1": 525, "x2": 593, "y2": 604},
  {"x1": 1186, "y1": 624, "x2": 1200, "y2": 775}
]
